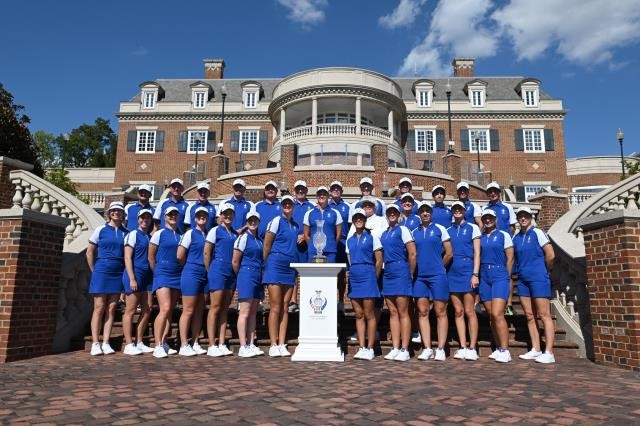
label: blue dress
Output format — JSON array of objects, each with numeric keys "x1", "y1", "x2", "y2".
[
  {"x1": 262, "y1": 215, "x2": 299, "y2": 286},
  {"x1": 380, "y1": 224, "x2": 414, "y2": 297},
  {"x1": 483, "y1": 201, "x2": 516, "y2": 233},
  {"x1": 150, "y1": 228, "x2": 183, "y2": 292},
  {"x1": 346, "y1": 231, "x2": 382, "y2": 299},
  {"x1": 122, "y1": 228, "x2": 152, "y2": 294},
  {"x1": 89, "y1": 224, "x2": 128, "y2": 295},
  {"x1": 330, "y1": 198, "x2": 351, "y2": 263},
  {"x1": 179, "y1": 228, "x2": 208, "y2": 296},
  {"x1": 206, "y1": 225, "x2": 238, "y2": 292},
  {"x1": 235, "y1": 232, "x2": 264, "y2": 300},
  {"x1": 293, "y1": 199, "x2": 315, "y2": 263},
  {"x1": 304, "y1": 206, "x2": 343, "y2": 262},
  {"x1": 513, "y1": 227, "x2": 552, "y2": 298},
  {"x1": 184, "y1": 201, "x2": 217, "y2": 232},
  {"x1": 124, "y1": 202, "x2": 155, "y2": 231},
  {"x1": 153, "y1": 197, "x2": 190, "y2": 233},
  {"x1": 479, "y1": 229, "x2": 513, "y2": 302},
  {"x1": 225, "y1": 196, "x2": 255, "y2": 231},
  {"x1": 255, "y1": 199, "x2": 281, "y2": 239},
  {"x1": 432, "y1": 203, "x2": 452, "y2": 228},
  {"x1": 412, "y1": 223, "x2": 450, "y2": 301},
  {"x1": 447, "y1": 221, "x2": 481, "y2": 293}
]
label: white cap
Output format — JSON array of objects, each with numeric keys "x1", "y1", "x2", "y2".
[
  {"x1": 138, "y1": 184, "x2": 153, "y2": 193},
  {"x1": 170, "y1": 178, "x2": 184, "y2": 187},
  {"x1": 164, "y1": 206, "x2": 179, "y2": 215},
  {"x1": 218, "y1": 202, "x2": 234, "y2": 213},
  {"x1": 398, "y1": 177, "x2": 412, "y2": 186},
  {"x1": 108, "y1": 201, "x2": 124, "y2": 212},
  {"x1": 264, "y1": 180, "x2": 278, "y2": 189},
  {"x1": 281, "y1": 195, "x2": 295, "y2": 204},
  {"x1": 486, "y1": 182, "x2": 501, "y2": 191},
  {"x1": 517, "y1": 206, "x2": 534, "y2": 216},
  {"x1": 232, "y1": 178, "x2": 246, "y2": 187},
  {"x1": 400, "y1": 192, "x2": 414, "y2": 201},
  {"x1": 294, "y1": 180, "x2": 307, "y2": 189},
  {"x1": 316, "y1": 186, "x2": 329, "y2": 194},
  {"x1": 385, "y1": 204, "x2": 401, "y2": 213},
  {"x1": 360, "y1": 195, "x2": 376, "y2": 206},
  {"x1": 360, "y1": 177, "x2": 373, "y2": 186},
  {"x1": 432, "y1": 184, "x2": 446, "y2": 194},
  {"x1": 451, "y1": 201, "x2": 466, "y2": 210},
  {"x1": 351, "y1": 208, "x2": 366, "y2": 220},
  {"x1": 194, "y1": 206, "x2": 210, "y2": 216},
  {"x1": 137, "y1": 208, "x2": 153, "y2": 218},
  {"x1": 417, "y1": 200, "x2": 432, "y2": 211},
  {"x1": 456, "y1": 181, "x2": 470, "y2": 190},
  {"x1": 196, "y1": 182, "x2": 210, "y2": 191},
  {"x1": 246, "y1": 210, "x2": 260, "y2": 220},
  {"x1": 329, "y1": 180, "x2": 343, "y2": 189},
  {"x1": 481, "y1": 208, "x2": 497, "y2": 217}
]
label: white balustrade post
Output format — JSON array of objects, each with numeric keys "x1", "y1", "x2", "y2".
[
  {"x1": 31, "y1": 190, "x2": 42, "y2": 211},
  {"x1": 12, "y1": 181, "x2": 24, "y2": 208},
  {"x1": 22, "y1": 187, "x2": 32, "y2": 209},
  {"x1": 387, "y1": 109, "x2": 394, "y2": 144},
  {"x1": 41, "y1": 195, "x2": 51, "y2": 214},
  {"x1": 312, "y1": 98, "x2": 317, "y2": 136},
  {"x1": 280, "y1": 108, "x2": 286, "y2": 140},
  {"x1": 355, "y1": 97, "x2": 361, "y2": 136}
]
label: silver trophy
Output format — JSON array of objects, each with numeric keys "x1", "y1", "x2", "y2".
[{"x1": 311, "y1": 219, "x2": 327, "y2": 263}]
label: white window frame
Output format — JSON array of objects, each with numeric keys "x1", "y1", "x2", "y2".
[
  {"x1": 187, "y1": 130, "x2": 207, "y2": 154},
  {"x1": 470, "y1": 89, "x2": 484, "y2": 107},
  {"x1": 416, "y1": 90, "x2": 431, "y2": 107},
  {"x1": 244, "y1": 90, "x2": 258, "y2": 108},
  {"x1": 193, "y1": 91, "x2": 207, "y2": 109},
  {"x1": 239, "y1": 130, "x2": 259, "y2": 153},
  {"x1": 523, "y1": 89, "x2": 538, "y2": 107},
  {"x1": 468, "y1": 129, "x2": 491, "y2": 153},
  {"x1": 136, "y1": 130, "x2": 156, "y2": 153},
  {"x1": 142, "y1": 91, "x2": 156, "y2": 109},
  {"x1": 415, "y1": 129, "x2": 436, "y2": 153},
  {"x1": 523, "y1": 129, "x2": 545, "y2": 153},
  {"x1": 524, "y1": 185, "x2": 551, "y2": 201}
]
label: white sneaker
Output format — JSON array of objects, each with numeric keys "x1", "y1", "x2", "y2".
[
  {"x1": 362, "y1": 348, "x2": 375, "y2": 361},
  {"x1": 394, "y1": 348, "x2": 410, "y2": 362},
  {"x1": 123, "y1": 343, "x2": 142, "y2": 356},
  {"x1": 417, "y1": 348, "x2": 434, "y2": 360},
  {"x1": 207, "y1": 345, "x2": 223, "y2": 357},
  {"x1": 136, "y1": 342, "x2": 154, "y2": 353},
  {"x1": 488, "y1": 349, "x2": 500, "y2": 360},
  {"x1": 179, "y1": 344, "x2": 197, "y2": 357},
  {"x1": 279, "y1": 344, "x2": 291, "y2": 357},
  {"x1": 249, "y1": 344, "x2": 264, "y2": 356},
  {"x1": 337, "y1": 302, "x2": 345, "y2": 312},
  {"x1": 348, "y1": 332, "x2": 358, "y2": 341},
  {"x1": 519, "y1": 349, "x2": 543, "y2": 360},
  {"x1": 464, "y1": 348, "x2": 479, "y2": 361},
  {"x1": 411, "y1": 332, "x2": 421, "y2": 343},
  {"x1": 153, "y1": 345, "x2": 168, "y2": 358},
  {"x1": 453, "y1": 348, "x2": 467, "y2": 360},
  {"x1": 495, "y1": 349, "x2": 512, "y2": 363},
  {"x1": 384, "y1": 348, "x2": 400, "y2": 360},
  {"x1": 269, "y1": 344, "x2": 281, "y2": 357},
  {"x1": 192, "y1": 342, "x2": 207, "y2": 355},
  {"x1": 162, "y1": 343, "x2": 177, "y2": 355},
  {"x1": 535, "y1": 352, "x2": 556, "y2": 364},
  {"x1": 218, "y1": 344, "x2": 233, "y2": 356},
  {"x1": 353, "y1": 347, "x2": 366, "y2": 360},
  {"x1": 434, "y1": 348, "x2": 446, "y2": 361},
  {"x1": 238, "y1": 345, "x2": 255, "y2": 358},
  {"x1": 90, "y1": 342, "x2": 102, "y2": 356},
  {"x1": 101, "y1": 342, "x2": 115, "y2": 355}
]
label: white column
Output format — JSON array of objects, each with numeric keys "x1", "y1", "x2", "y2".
[
  {"x1": 280, "y1": 108, "x2": 286, "y2": 139},
  {"x1": 312, "y1": 98, "x2": 318, "y2": 136},
  {"x1": 357, "y1": 153, "x2": 363, "y2": 166},
  {"x1": 272, "y1": 124, "x2": 277, "y2": 143},
  {"x1": 388, "y1": 109, "x2": 394, "y2": 143},
  {"x1": 310, "y1": 153, "x2": 316, "y2": 165},
  {"x1": 355, "y1": 97, "x2": 361, "y2": 135}
]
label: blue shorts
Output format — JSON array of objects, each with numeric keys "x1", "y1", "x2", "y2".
[
  {"x1": 479, "y1": 265, "x2": 510, "y2": 302},
  {"x1": 237, "y1": 266, "x2": 264, "y2": 300},
  {"x1": 181, "y1": 264, "x2": 208, "y2": 296},
  {"x1": 348, "y1": 264, "x2": 380, "y2": 299},
  {"x1": 448, "y1": 257, "x2": 475, "y2": 293},
  {"x1": 517, "y1": 277, "x2": 551, "y2": 298},
  {"x1": 413, "y1": 274, "x2": 449, "y2": 301},
  {"x1": 263, "y1": 252, "x2": 296, "y2": 286},
  {"x1": 382, "y1": 261, "x2": 412, "y2": 297},
  {"x1": 122, "y1": 268, "x2": 152, "y2": 295},
  {"x1": 208, "y1": 260, "x2": 236, "y2": 292},
  {"x1": 89, "y1": 259, "x2": 125, "y2": 295}
]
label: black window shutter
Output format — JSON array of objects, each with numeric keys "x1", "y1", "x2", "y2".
[
  {"x1": 490, "y1": 129, "x2": 499, "y2": 151},
  {"x1": 515, "y1": 129, "x2": 524, "y2": 151},
  {"x1": 436, "y1": 129, "x2": 445, "y2": 151},
  {"x1": 293, "y1": 144, "x2": 298, "y2": 167},
  {"x1": 155, "y1": 131, "x2": 164, "y2": 152},
  {"x1": 153, "y1": 184, "x2": 164, "y2": 201},
  {"x1": 207, "y1": 131, "x2": 216, "y2": 151},
  {"x1": 460, "y1": 129, "x2": 469, "y2": 151},
  {"x1": 178, "y1": 131, "x2": 188, "y2": 152},
  {"x1": 544, "y1": 129, "x2": 555, "y2": 151},
  {"x1": 406, "y1": 130, "x2": 415, "y2": 151},
  {"x1": 259, "y1": 130, "x2": 268, "y2": 152},
  {"x1": 127, "y1": 131, "x2": 136, "y2": 151},
  {"x1": 230, "y1": 131, "x2": 240, "y2": 152},
  {"x1": 516, "y1": 186, "x2": 526, "y2": 202}
]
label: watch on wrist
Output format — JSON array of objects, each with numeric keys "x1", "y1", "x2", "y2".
[{"x1": 472, "y1": 272, "x2": 479, "y2": 277}]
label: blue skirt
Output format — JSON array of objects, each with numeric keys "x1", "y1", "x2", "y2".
[
  {"x1": 89, "y1": 259, "x2": 125, "y2": 295},
  {"x1": 382, "y1": 261, "x2": 412, "y2": 297},
  {"x1": 448, "y1": 257, "x2": 475, "y2": 293},
  {"x1": 181, "y1": 264, "x2": 208, "y2": 296},
  {"x1": 122, "y1": 268, "x2": 152, "y2": 295},
  {"x1": 263, "y1": 252, "x2": 296, "y2": 286},
  {"x1": 348, "y1": 264, "x2": 380, "y2": 299},
  {"x1": 152, "y1": 267, "x2": 182, "y2": 292},
  {"x1": 237, "y1": 266, "x2": 264, "y2": 300},
  {"x1": 208, "y1": 260, "x2": 236, "y2": 292}
]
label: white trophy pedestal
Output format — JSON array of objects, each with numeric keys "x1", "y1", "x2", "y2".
[{"x1": 289, "y1": 263, "x2": 346, "y2": 362}]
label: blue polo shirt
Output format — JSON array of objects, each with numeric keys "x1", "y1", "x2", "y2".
[
  {"x1": 346, "y1": 231, "x2": 382, "y2": 265},
  {"x1": 149, "y1": 227, "x2": 183, "y2": 276},
  {"x1": 484, "y1": 201, "x2": 516, "y2": 233},
  {"x1": 179, "y1": 228, "x2": 208, "y2": 266},
  {"x1": 432, "y1": 203, "x2": 452, "y2": 228},
  {"x1": 399, "y1": 214, "x2": 421, "y2": 231},
  {"x1": 184, "y1": 201, "x2": 217, "y2": 232},
  {"x1": 461, "y1": 199, "x2": 481, "y2": 224},
  {"x1": 266, "y1": 215, "x2": 299, "y2": 256},
  {"x1": 480, "y1": 229, "x2": 513, "y2": 266},
  {"x1": 205, "y1": 225, "x2": 238, "y2": 264},
  {"x1": 412, "y1": 223, "x2": 450, "y2": 277},
  {"x1": 224, "y1": 196, "x2": 255, "y2": 231},
  {"x1": 292, "y1": 199, "x2": 315, "y2": 234},
  {"x1": 352, "y1": 197, "x2": 385, "y2": 217},
  {"x1": 380, "y1": 224, "x2": 414, "y2": 263},
  {"x1": 89, "y1": 224, "x2": 128, "y2": 260},
  {"x1": 394, "y1": 198, "x2": 419, "y2": 215},
  {"x1": 123, "y1": 228, "x2": 151, "y2": 271},
  {"x1": 447, "y1": 221, "x2": 481, "y2": 259},
  {"x1": 234, "y1": 232, "x2": 263, "y2": 269},
  {"x1": 255, "y1": 199, "x2": 281, "y2": 239},
  {"x1": 153, "y1": 197, "x2": 190, "y2": 233},
  {"x1": 513, "y1": 227, "x2": 550, "y2": 281},
  {"x1": 330, "y1": 198, "x2": 351, "y2": 242},
  {"x1": 124, "y1": 202, "x2": 155, "y2": 231},
  {"x1": 303, "y1": 206, "x2": 343, "y2": 256}
]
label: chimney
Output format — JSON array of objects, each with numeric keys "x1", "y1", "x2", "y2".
[
  {"x1": 204, "y1": 59, "x2": 225, "y2": 79},
  {"x1": 452, "y1": 58, "x2": 475, "y2": 77}
]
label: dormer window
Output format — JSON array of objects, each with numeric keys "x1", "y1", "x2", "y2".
[
  {"x1": 143, "y1": 91, "x2": 156, "y2": 109},
  {"x1": 189, "y1": 81, "x2": 212, "y2": 109},
  {"x1": 138, "y1": 81, "x2": 164, "y2": 110},
  {"x1": 245, "y1": 91, "x2": 257, "y2": 108},
  {"x1": 517, "y1": 78, "x2": 540, "y2": 108},
  {"x1": 471, "y1": 90, "x2": 483, "y2": 107},
  {"x1": 464, "y1": 79, "x2": 487, "y2": 108},
  {"x1": 241, "y1": 81, "x2": 262, "y2": 109},
  {"x1": 523, "y1": 89, "x2": 537, "y2": 106},
  {"x1": 194, "y1": 91, "x2": 207, "y2": 108},
  {"x1": 412, "y1": 79, "x2": 434, "y2": 108}
]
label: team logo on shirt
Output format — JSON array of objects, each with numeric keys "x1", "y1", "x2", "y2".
[{"x1": 310, "y1": 290, "x2": 328, "y2": 314}]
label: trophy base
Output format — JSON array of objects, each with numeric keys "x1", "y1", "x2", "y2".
[{"x1": 311, "y1": 256, "x2": 328, "y2": 264}]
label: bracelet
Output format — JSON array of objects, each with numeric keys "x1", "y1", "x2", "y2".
[{"x1": 472, "y1": 273, "x2": 479, "y2": 277}]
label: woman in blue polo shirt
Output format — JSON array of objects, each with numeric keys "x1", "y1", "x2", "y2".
[
  {"x1": 149, "y1": 206, "x2": 183, "y2": 358},
  {"x1": 263, "y1": 195, "x2": 299, "y2": 357},
  {"x1": 255, "y1": 180, "x2": 281, "y2": 239},
  {"x1": 346, "y1": 208, "x2": 383, "y2": 361},
  {"x1": 86, "y1": 202, "x2": 128, "y2": 356},
  {"x1": 513, "y1": 207, "x2": 556, "y2": 364},
  {"x1": 204, "y1": 203, "x2": 238, "y2": 357},
  {"x1": 431, "y1": 185, "x2": 452, "y2": 228},
  {"x1": 413, "y1": 201, "x2": 453, "y2": 361},
  {"x1": 381, "y1": 204, "x2": 416, "y2": 362},
  {"x1": 176, "y1": 206, "x2": 210, "y2": 357},
  {"x1": 479, "y1": 208, "x2": 514, "y2": 363},
  {"x1": 122, "y1": 208, "x2": 154, "y2": 356},
  {"x1": 447, "y1": 201, "x2": 481, "y2": 361},
  {"x1": 398, "y1": 193, "x2": 421, "y2": 231},
  {"x1": 233, "y1": 210, "x2": 265, "y2": 358},
  {"x1": 303, "y1": 186, "x2": 342, "y2": 262}
]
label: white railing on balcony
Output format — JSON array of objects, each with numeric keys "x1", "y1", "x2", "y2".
[
  {"x1": 568, "y1": 192, "x2": 595, "y2": 206},
  {"x1": 360, "y1": 124, "x2": 391, "y2": 141},
  {"x1": 282, "y1": 125, "x2": 313, "y2": 142},
  {"x1": 280, "y1": 123, "x2": 393, "y2": 145},
  {"x1": 317, "y1": 123, "x2": 357, "y2": 136}
]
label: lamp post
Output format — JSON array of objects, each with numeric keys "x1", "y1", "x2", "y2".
[
  {"x1": 193, "y1": 134, "x2": 201, "y2": 185},
  {"x1": 618, "y1": 128, "x2": 625, "y2": 178},
  {"x1": 475, "y1": 137, "x2": 481, "y2": 183},
  {"x1": 446, "y1": 80, "x2": 454, "y2": 154},
  {"x1": 218, "y1": 84, "x2": 227, "y2": 155}
]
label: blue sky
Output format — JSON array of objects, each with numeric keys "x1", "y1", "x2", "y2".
[{"x1": 1, "y1": 0, "x2": 639, "y2": 158}]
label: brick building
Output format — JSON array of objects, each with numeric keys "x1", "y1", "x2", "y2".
[{"x1": 114, "y1": 58, "x2": 568, "y2": 201}]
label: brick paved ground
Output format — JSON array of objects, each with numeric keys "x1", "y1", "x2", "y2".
[{"x1": 0, "y1": 351, "x2": 639, "y2": 425}]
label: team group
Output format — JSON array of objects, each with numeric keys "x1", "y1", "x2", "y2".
[{"x1": 87, "y1": 175, "x2": 556, "y2": 364}]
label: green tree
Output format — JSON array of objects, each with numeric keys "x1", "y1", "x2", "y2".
[
  {"x1": 624, "y1": 159, "x2": 640, "y2": 177},
  {"x1": 0, "y1": 83, "x2": 44, "y2": 176},
  {"x1": 45, "y1": 168, "x2": 78, "y2": 196},
  {"x1": 59, "y1": 118, "x2": 117, "y2": 168},
  {"x1": 32, "y1": 130, "x2": 58, "y2": 169}
]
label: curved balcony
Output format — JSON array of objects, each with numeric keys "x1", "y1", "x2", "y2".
[{"x1": 278, "y1": 123, "x2": 394, "y2": 145}]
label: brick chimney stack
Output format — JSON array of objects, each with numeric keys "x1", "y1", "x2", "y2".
[
  {"x1": 452, "y1": 58, "x2": 475, "y2": 77},
  {"x1": 204, "y1": 59, "x2": 225, "y2": 79}
]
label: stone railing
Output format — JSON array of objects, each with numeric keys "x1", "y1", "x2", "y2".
[
  {"x1": 279, "y1": 123, "x2": 394, "y2": 145},
  {"x1": 79, "y1": 192, "x2": 106, "y2": 209},
  {"x1": 360, "y1": 124, "x2": 391, "y2": 141},
  {"x1": 317, "y1": 123, "x2": 357, "y2": 136},
  {"x1": 281, "y1": 125, "x2": 313, "y2": 142},
  {"x1": 568, "y1": 192, "x2": 595, "y2": 206},
  {"x1": 548, "y1": 172, "x2": 640, "y2": 359}
]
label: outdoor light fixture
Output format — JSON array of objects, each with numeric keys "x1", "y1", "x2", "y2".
[
  {"x1": 617, "y1": 128, "x2": 625, "y2": 178},
  {"x1": 219, "y1": 84, "x2": 228, "y2": 155},
  {"x1": 445, "y1": 80, "x2": 454, "y2": 154}
]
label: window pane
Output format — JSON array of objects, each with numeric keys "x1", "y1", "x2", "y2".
[{"x1": 189, "y1": 131, "x2": 206, "y2": 152}]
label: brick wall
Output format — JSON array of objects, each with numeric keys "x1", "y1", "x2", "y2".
[
  {"x1": 0, "y1": 157, "x2": 34, "y2": 209},
  {"x1": 568, "y1": 173, "x2": 622, "y2": 191},
  {"x1": 0, "y1": 208, "x2": 68, "y2": 363},
  {"x1": 580, "y1": 211, "x2": 640, "y2": 371},
  {"x1": 529, "y1": 192, "x2": 569, "y2": 232}
]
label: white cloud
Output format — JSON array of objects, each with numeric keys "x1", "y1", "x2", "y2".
[
  {"x1": 379, "y1": 0, "x2": 427, "y2": 29},
  {"x1": 129, "y1": 47, "x2": 149, "y2": 57},
  {"x1": 276, "y1": 0, "x2": 328, "y2": 28}
]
